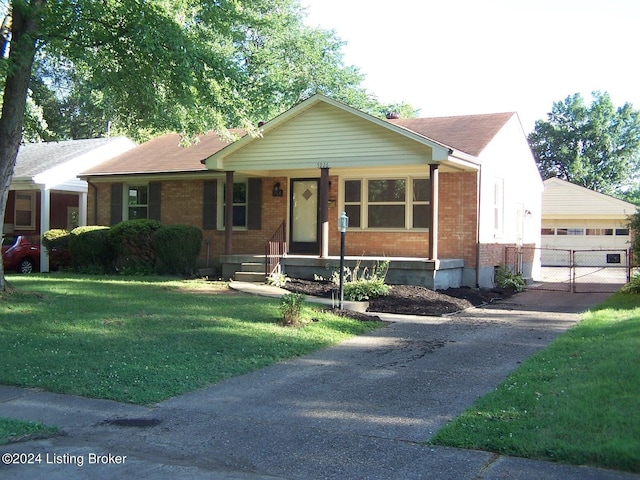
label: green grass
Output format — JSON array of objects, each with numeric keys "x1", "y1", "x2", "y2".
[
  {"x1": 0, "y1": 274, "x2": 382, "y2": 405},
  {"x1": 430, "y1": 291, "x2": 640, "y2": 473},
  {"x1": 0, "y1": 418, "x2": 58, "y2": 445}
]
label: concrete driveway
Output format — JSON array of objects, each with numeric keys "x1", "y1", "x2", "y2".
[{"x1": 1, "y1": 289, "x2": 638, "y2": 479}]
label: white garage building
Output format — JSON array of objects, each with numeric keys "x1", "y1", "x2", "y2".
[{"x1": 541, "y1": 178, "x2": 637, "y2": 266}]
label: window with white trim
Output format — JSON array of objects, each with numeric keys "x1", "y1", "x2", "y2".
[
  {"x1": 221, "y1": 181, "x2": 247, "y2": 228},
  {"x1": 14, "y1": 191, "x2": 36, "y2": 229},
  {"x1": 343, "y1": 177, "x2": 430, "y2": 229},
  {"x1": 127, "y1": 185, "x2": 148, "y2": 220}
]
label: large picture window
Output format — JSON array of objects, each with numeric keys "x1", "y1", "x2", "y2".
[{"x1": 343, "y1": 177, "x2": 430, "y2": 230}]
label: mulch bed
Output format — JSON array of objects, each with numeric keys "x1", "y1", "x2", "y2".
[{"x1": 283, "y1": 278, "x2": 514, "y2": 318}]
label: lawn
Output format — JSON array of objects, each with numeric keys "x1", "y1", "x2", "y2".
[
  {"x1": 430, "y1": 291, "x2": 640, "y2": 473},
  {"x1": 0, "y1": 274, "x2": 382, "y2": 406}
]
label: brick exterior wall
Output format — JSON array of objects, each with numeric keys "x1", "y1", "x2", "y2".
[
  {"x1": 87, "y1": 171, "x2": 512, "y2": 270},
  {"x1": 438, "y1": 172, "x2": 478, "y2": 266}
]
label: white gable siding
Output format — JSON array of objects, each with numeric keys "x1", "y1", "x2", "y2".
[
  {"x1": 542, "y1": 178, "x2": 636, "y2": 218},
  {"x1": 477, "y1": 115, "x2": 543, "y2": 246},
  {"x1": 222, "y1": 103, "x2": 435, "y2": 171}
]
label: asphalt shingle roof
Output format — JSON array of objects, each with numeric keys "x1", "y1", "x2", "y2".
[
  {"x1": 80, "y1": 131, "x2": 244, "y2": 176},
  {"x1": 79, "y1": 112, "x2": 516, "y2": 177},
  {"x1": 388, "y1": 112, "x2": 516, "y2": 157},
  {"x1": 14, "y1": 137, "x2": 125, "y2": 178}
]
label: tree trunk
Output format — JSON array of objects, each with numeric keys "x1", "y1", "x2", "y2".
[{"x1": 0, "y1": 0, "x2": 44, "y2": 291}]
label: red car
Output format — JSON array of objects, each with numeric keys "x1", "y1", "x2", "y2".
[{"x1": 2, "y1": 235, "x2": 40, "y2": 274}]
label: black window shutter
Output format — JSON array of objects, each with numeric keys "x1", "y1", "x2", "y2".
[
  {"x1": 202, "y1": 180, "x2": 217, "y2": 230},
  {"x1": 110, "y1": 183, "x2": 123, "y2": 225},
  {"x1": 148, "y1": 182, "x2": 161, "y2": 221},
  {"x1": 247, "y1": 178, "x2": 262, "y2": 230}
]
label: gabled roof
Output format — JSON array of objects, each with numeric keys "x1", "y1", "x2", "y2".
[
  {"x1": 204, "y1": 94, "x2": 457, "y2": 171},
  {"x1": 80, "y1": 95, "x2": 521, "y2": 177},
  {"x1": 15, "y1": 137, "x2": 130, "y2": 178},
  {"x1": 388, "y1": 112, "x2": 516, "y2": 157},
  {"x1": 80, "y1": 131, "x2": 243, "y2": 176},
  {"x1": 542, "y1": 177, "x2": 637, "y2": 217}
]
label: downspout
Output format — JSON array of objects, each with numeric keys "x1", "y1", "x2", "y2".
[{"x1": 475, "y1": 166, "x2": 482, "y2": 288}]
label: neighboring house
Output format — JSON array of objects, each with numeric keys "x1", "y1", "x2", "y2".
[
  {"x1": 79, "y1": 94, "x2": 542, "y2": 289},
  {"x1": 4, "y1": 137, "x2": 137, "y2": 271},
  {"x1": 541, "y1": 177, "x2": 636, "y2": 266}
]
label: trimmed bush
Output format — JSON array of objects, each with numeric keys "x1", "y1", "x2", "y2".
[
  {"x1": 109, "y1": 220, "x2": 162, "y2": 275},
  {"x1": 153, "y1": 224, "x2": 203, "y2": 276},
  {"x1": 42, "y1": 229, "x2": 71, "y2": 270},
  {"x1": 69, "y1": 226, "x2": 113, "y2": 273}
]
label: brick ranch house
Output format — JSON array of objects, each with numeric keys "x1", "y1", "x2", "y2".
[{"x1": 79, "y1": 94, "x2": 542, "y2": 289}]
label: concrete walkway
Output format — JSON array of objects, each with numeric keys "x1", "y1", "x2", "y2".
[{"x1": 1, "y1": 288, "x2": 639, "y2": 479}]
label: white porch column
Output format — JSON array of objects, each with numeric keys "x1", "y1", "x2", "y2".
[
  {"x1": 79, "y1": 191, "x2": 88, "y2": 226},
  {"x1": 40, "y1": 187, "x2": 50, "y2": 272}
]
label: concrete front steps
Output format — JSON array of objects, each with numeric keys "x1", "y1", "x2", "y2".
[{"x1": 234, "y1": 262, "x2": 266, "y2": 283}]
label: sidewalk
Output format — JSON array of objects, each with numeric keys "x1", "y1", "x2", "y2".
[{"x1": 1, "y1": 288, "x2": 638, "y2": 479}]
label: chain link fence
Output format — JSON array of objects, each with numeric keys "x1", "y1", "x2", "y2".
[{"x1": 505, "y1": 247, "x2": 633, "y2": 293}]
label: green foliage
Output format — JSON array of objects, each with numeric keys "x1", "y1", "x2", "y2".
[
  {"x1": 529, "y1": 91, "x2": 640, "y2": 196},
  {"x1": 280, "y1": 293, "x2": 306, "y2": 326},
  {"x1": 109, "y1": 220, "x2": 162, "y2": 275},
  {"x1": 628, "y1": 213, "x2": 640, "y2": 265},
  {"x1": 620, "y1": 274, "x2": 640, "y2": 294},
  {"x1": 332, "y1": 260, "x2": 391, "y2": 301},
  {"x1": 68, "y1": 226, "x2": 113, "y2": 273},
  {"x1": 494, "y1": 265, "x2": 526, "y2": 292},
  {"x1": 153, "y1": 224, "x2": 203, "y2": 276},
  {"x1": 0, "y1": 418, "x2": 58, "y2": 445},
  {"x1": 11, "y1": 0, "x2": 392, "y2": 141},
  {"x1": 42, "y1": 229, "x2": 71, "y2": 270}
]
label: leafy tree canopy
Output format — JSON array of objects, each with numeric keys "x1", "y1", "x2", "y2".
[
  {"x1": 1, "y1": 0, "x2": 415, "y2": 143},
  {"x1": 528, "y1": 91, "x2": 640, "y2": 196}
]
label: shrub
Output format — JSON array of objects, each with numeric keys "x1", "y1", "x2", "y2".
[
  {"x1": 343, "y1": 278, "x2": 390, "y2": 301},
  {"x1": 267, "y1": 271, "x2": 290, "y2": 287},
  {"x1": 153, "y1": 224, "x2": 203, "y2": 276},
  {"x1": 42, "y1": 229, "x2": 71, "y2": 270},
  {"x1": 280, "y1": 293, "x2": 306, "y2": 326},
  {"x1": 494, "y1": 265, "x2": 526, "y2": 292},
  {"x1": 109, "y1": 220, "x2": 162, "y2": 275},
  {"x1": 620, "y1": 274, "x2": 640, "y2": 294},
  {"x1": 69, "y1": 226, "x2": 113, "y2": 273},
  {"x1": 332, "y1": 260, "x2": 390, "y2": 301}
]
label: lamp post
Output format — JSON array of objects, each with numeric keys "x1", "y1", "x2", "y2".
[{"x1": 338, "y1": 211, "x2": 349, "y2": 309}]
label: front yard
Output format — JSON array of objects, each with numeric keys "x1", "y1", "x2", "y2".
[{"x1": 0, "y1": 274, "x2": 382, "y2": 405}]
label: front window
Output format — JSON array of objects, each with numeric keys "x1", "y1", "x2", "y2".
[
  {"x1": 128, "y1": 186, "x2": 148, "y2": 220},
  {"x1": 14, "y1": 191, "x2": 36, "y2": 229},
  {"x1": 222, "y1": 182, "x2": 247, "y2": 228},
  {"x1": 368, "y1": 179, "x2": 405, "y2": 228},
  {"x1": 343, "y1": 177, "x2": 430, "y2": 230}
]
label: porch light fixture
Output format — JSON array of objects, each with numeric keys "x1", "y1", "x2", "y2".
[
  {"x1": 272, "y1": 182, "x2": 283, "y2": 197},
  {"x1": 338, "y1": 211, "x2": 349, "y2": 309}
]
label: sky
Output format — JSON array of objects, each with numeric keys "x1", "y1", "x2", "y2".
[{"x1": 300, "y1": 0, "x2": 640, "y2": 133}]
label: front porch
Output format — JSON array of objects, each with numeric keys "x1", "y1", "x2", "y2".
[{"x1": 220, "y1": 254, "x2": 465, "y2": 290}]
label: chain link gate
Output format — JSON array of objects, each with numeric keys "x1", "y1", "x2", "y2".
[{"x1": 505, "y1": 247, "x2": 632, "y2": 293}]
